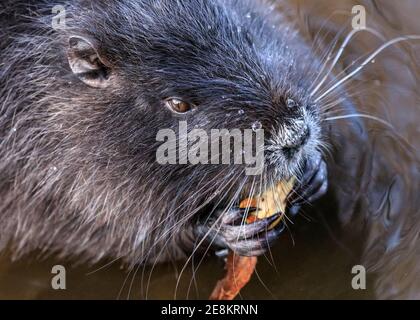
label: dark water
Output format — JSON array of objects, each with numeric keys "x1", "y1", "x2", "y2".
[
  {"x1": 0, "y1": 0, "x2": 418, "y2": 299},
  {"x1": 0, "y1": 216, "x2": 373, "y2": 299}
]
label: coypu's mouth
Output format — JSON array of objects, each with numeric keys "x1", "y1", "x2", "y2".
[
  {"x1": 201, "y1": 177, "x2": 296, "y2": 222},
  {"x1": 210, "y1": 149, "x2": 326, "y2": 219}
]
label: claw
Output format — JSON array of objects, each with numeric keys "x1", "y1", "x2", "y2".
[
  {"x1": 293, "y1": 162, "x2": 327, "y2": 206},
  {"x1": 197, "y1": 207, "x2": 286, "y2": 257},
  {"x1": 223, "y1": 213, "x2": 282, "y2": 242},
  {"x1": 229, "y1": 222, "x2": 286, "y2": 257},
  {"x1": 286, "y1": 155, "x2": 328, "y2": 216},
  {"x1": 258, "y1": 221, "x2": 286, "y2": 247}
]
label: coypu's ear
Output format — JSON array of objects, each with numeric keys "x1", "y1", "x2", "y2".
[{"x1": 67, "y1": 36, "x2": 112, "y2": 88}]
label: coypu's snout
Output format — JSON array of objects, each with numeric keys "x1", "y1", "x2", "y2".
[
  {"x1": 280, "y1": 120, "x2": 311, "y2": 160},
  {"x1": 265, "y1": 104, "x2": 322, "y2": 180}
]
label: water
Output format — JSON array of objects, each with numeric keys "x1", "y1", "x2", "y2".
[
  {"x1": 252, "y1": 121, "x2": 263, "y2": 132},
  {"x1": 286, "y1": 98, "x2": 297, "y2": 109},
  {"x1": 0, "y1": 216, "x2": 373, "y2": 299}
]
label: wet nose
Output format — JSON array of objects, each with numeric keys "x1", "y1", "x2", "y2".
[{"x1": 282, "y1": 125, "x2": 310, "y2": 158}]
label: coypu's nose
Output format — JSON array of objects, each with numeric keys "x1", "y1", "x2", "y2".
[{"x1": 281, "y1": 122, "x2": 310, "y2": 159}]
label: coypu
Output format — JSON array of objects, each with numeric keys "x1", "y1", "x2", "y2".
[
  {"x1": 0, "y1": 0, "x2": 327, "y2": 264},
  {"x1": 0, "y1": 0, "x2": 418, "y2": 299}
]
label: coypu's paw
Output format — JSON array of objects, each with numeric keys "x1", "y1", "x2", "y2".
[
  {"x1": 287, "y1": 153, "x2": 328, "y2": 216},
  {"x1": 196, "y1": 208, "x2": 286, "y2": 257}
]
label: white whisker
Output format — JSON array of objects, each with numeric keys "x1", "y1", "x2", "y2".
[
  {"x1": 311, "y1": 27, "x2": 385, "y2": 96},
  {"x1": 315, "y1": 35, "x2": 420, "y2": 102},
  {"x1": 325, "y1": 113, "x2": 394, "y2": 128}
]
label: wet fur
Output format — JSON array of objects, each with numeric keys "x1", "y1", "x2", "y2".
[{"x1": 0, "y1": 0, "x2": 322, "y2": 265}]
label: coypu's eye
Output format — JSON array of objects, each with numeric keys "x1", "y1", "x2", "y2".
[{"x1": 165, "y1": 98, "x2": 194, "y2": 114}]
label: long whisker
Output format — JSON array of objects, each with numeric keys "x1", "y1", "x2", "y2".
[
  {"x1": 325, "y1": 113, "x2": 394, "y2": 128},
  {"x1": 117, "y1": 267, "x2": 134, "y2": 300},
  {"x1": 226, "y1": 174, "x2": 258, "y2": 301},
  {"x1": 311, "y1": 27, "x2": 385, "y2": 96},
  {"x1": 142, "y1": 170, "x2": 235, "y2": 299},
  {"x1": 127, "y1": 260, "x2": 143, "y2": 300},
  {"x1": 308, "y1": 22, "x2": 350, "y2": 93},
  {"x1": 185, "y1": 174, "x2": 247, "y2": 298},
  {"x1": 315, "y1": 35, "x2": 420, "y2": 102},
  {"x1": 185, "y1": 175, "x2": 248, "y2": 299},
  {"x1": 174, "y1": 171, "x2": 246, "y2": 299},
  {"x1": 85, "y1": 256, "x2": 122, "y2": 276}
]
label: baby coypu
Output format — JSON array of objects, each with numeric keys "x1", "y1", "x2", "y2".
[{"x1": 0, "y1": 0, "x2": 328, "y2": 266}]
